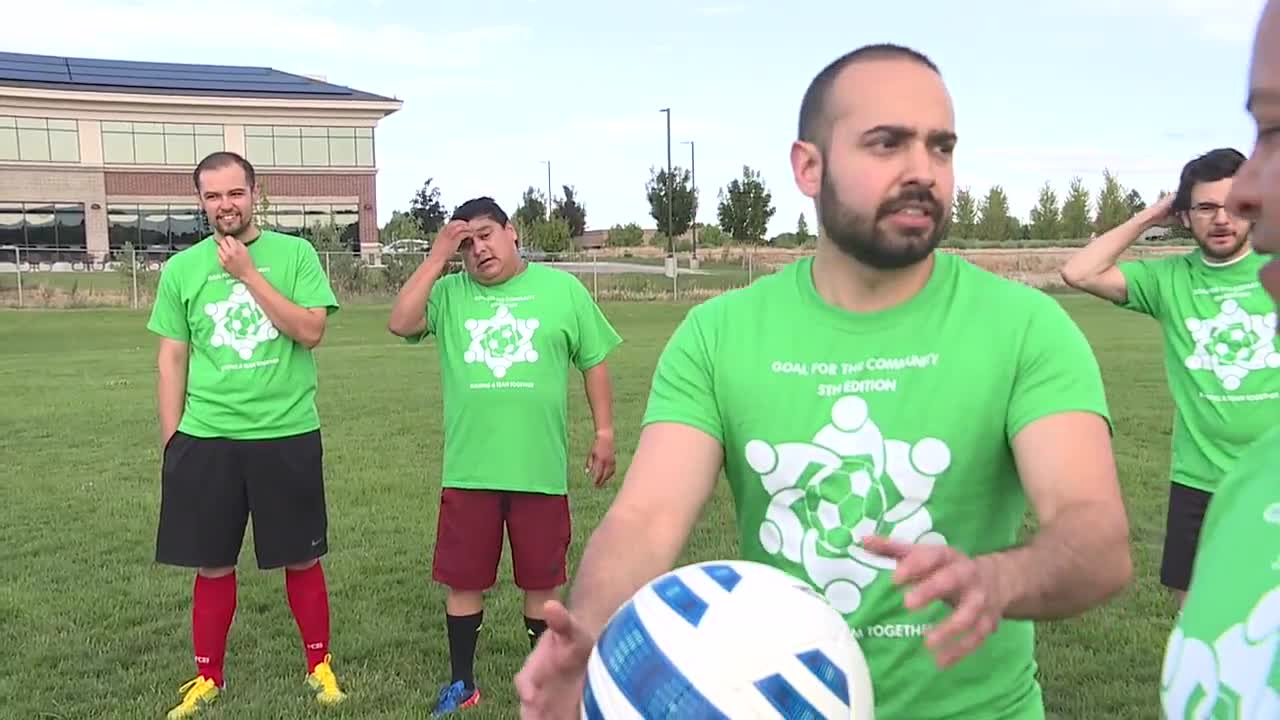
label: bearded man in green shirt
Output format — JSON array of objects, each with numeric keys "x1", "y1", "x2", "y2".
[
  {"x1": 388, "y1": 196, "x2": 622, "y2": 717},
  {"x1": 514, "y1": 43, "x2": 1133, "y2": 720},
  {"x1": 1062, "y1": 146, "x2": 1275, "y2": 606}
]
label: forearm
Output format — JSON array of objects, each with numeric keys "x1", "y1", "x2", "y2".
[
  {"x1": 388, "y1": 255, "x2": 450, "y2": 337},
  {"x1": 240, "y1": 271, "x2": 325, "y2": 347},
  {"x1": 1061, "y1": 210, "x2": 1158, "y2": 283},
  {"x1": 566, "y1": 504, "x2": 686, "y2": 636},
  {"x1": 157, "y1": 362, "x2": 187, "y2": 443},
  {"x1": 582, "y1": 364, "x2": 614, "y2": 437},
  {"x1": 982, "y1": 502, "x2": 1131, "y2": 620}
]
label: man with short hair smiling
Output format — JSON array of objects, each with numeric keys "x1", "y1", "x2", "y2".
[
  {"x1": 388, "y1": 196, "x2": 621, "y2": 717},
  {"x1": 1062, "y1": 148, "x2": 1279, "y2": 606},
  {"x1": 148, "y1": 150, "x2": 346, "y2": 719}
]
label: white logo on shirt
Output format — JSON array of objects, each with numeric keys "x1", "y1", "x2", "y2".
[{"x1": 464, "y1": 304, "x2": 540, "y2": 379}]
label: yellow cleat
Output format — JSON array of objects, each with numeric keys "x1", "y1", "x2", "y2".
[
  {"x1": 166, "y1": 676, "x2": 219, "y2": 719},
  {"x1": 306, "y1": 653, "x2": 348, "y2": 706}
]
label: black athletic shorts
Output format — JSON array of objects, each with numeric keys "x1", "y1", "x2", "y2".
[
  {"x1": 1160, "y1": 481, "x2": 1213, "y2": 591},
  {"x1": 155, "y1": 429, "x2": 329, "y2": 570}
]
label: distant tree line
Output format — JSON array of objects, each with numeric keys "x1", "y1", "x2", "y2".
[{"x1": 374, "y1": 167, "x2": 1191, "y2": 253}]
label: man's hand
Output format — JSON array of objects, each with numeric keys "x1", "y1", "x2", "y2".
[
  {"x1": 861, "y1": 536, "x2": 1005, "y2": 669},
  {"x1": 515, "y1": 600, "x2": 595, "y2": 719},
  {"x1": 1141, "y1": 191, "x2": 1178, "y2": 228},
  {"x1": 585, "y1": 430, "x2": 616, "y2": 488},
  {"x1": 216, "y1": 235, "x2": 257, "y2": 280},
  {"x1": 428, "y1": 220, "x2": 472, "y2": 264}
]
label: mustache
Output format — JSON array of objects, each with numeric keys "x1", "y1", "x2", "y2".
[{"x1": 876, "y1": 186, "x2": 942, "y2": 219}]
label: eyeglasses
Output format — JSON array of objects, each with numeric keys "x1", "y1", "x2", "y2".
[{"x1": 1190, "y1": 202, "x2": 1233, "y2": 219}]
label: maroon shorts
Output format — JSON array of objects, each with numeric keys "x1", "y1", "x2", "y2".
[{"x1": 432, "y1": 488, "x2": 572, "y2": 592}]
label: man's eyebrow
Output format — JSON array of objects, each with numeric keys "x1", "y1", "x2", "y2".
[{"x1": 861, "y1": 125, "x2": 958, "y2": 144}]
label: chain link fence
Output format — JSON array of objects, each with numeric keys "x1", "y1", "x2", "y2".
[{"x1": 0, "y1": 244, "x2": 780, "y2": 309}]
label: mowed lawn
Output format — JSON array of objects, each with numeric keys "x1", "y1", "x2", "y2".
[{"x1": 0, "y1": 294, "x2": 1177, "y2": 719}]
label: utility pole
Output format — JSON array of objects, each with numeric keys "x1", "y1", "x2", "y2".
[
  {"x1": 540, "y1": 160, "x2": 552, "y2": 220},
  {"x1": 660, "y1": 108, "x2": 675, "y2": 278},
  {"x1": 683, "y1": 140, "x2": 697, "y2": 267}
]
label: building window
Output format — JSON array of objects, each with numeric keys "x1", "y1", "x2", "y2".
[
  {"x1": 244, "y1": 126, "x2": 374, "y2": 167},
  {"x1": 0, "y1": 202, "x2": 86, "y2": 247},
  {"x1": 257, "y1": 202, "x2": 361, "y2": 251},
  {"x1": 0, "y1": 116, "x2": 80, "y2": 162},
  {"x1": 107, "y1": 203, "x2": 209, "y2": 250},
  {"x1": 102, "y1": 122, "x2": 224, "y2": 165}
]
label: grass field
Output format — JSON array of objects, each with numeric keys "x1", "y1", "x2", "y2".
[{"x1": 1, "y1": 294, "x2": 1179, "y2": 719}]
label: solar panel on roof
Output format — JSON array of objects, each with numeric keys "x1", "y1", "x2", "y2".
[{"x1": 0, "y1": 51, "x2": 367, "y2": 98}]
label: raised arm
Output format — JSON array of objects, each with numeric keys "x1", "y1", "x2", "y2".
[
  {"x1": 387, "y1": 220, "x2": 470, "y2": 338},
  {"x1": 1059, "y1": 192, "x2": 1174, "y2": 304}
]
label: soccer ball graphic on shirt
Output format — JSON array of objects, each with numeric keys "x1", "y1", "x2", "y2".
[
  {"x1": 745, "y1": 395, "x2": 952, "y2": 616},
  {"x1": 582, "y1": 559, "x2": 876, "y2": 719},
  {"x1": 464, "y1": 304, "x2": 540, "y2": 378},
  {"x1": 205, "y1": 282, "x2": 280, "y2": 360},
  {"x1": 1184, "y1": 298, "x2": 1280, "y2": 391}
]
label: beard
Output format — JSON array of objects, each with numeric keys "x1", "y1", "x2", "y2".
[
  {"x1": 1195, "y1": 227, "x2": 1249, "y2": 261},
  {"x1": 817, "y1": 166, "x2": 950, "y2": 270},
  {"x1": 212, "y1": 210, "x2": 251, "y2": 237}
]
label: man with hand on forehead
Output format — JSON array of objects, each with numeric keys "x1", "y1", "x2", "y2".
[
  {"x1": 147, "y1": 151, "x2": 346, "y2": 719},
  {"x1": 388, "y1": 196, "x2": 621, "y2": 717}
]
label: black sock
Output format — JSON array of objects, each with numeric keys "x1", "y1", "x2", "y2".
[
  {"x1": 524, "y1": 616, "x2": 548, "y2": 649},
  {"x1": 446, "y1": 611, "x2": 483, "y2": 691}
]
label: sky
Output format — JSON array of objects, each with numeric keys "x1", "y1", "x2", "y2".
[{"x1": 3, "y1": 0, "x2": 1269, "y2": 237}]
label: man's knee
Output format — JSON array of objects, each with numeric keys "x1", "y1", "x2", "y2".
[
  {"x1": 198, "y1": 566, "x2": 236, "y2": 578},
  {"x1": 285, "y1": 559, "x2": 319, "y2": 572}
]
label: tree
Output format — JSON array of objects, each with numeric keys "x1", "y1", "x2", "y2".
[
  {"x1": 1125, "y1": 189, "x2": 1146, "y2": 216},
  {"x1": 796, "y1": 213, "x2": 813, "y2": 246},
  {"x1": 1060, "y1": 176, "x2": 1092, "y2": 239},
  {"x1": 513, "y1": 187, "x2": 547, "y2": 230},
  {"x1": 552, "y1": 185, "x2": 587, "y2": 237},
  {"x1": 1094, "y1": 168, "x2": 1130, "y2": 234},
  {"x1": 409, "y1": 178, "x2": 447, "y2": 234},
  {"x1": 1029, "y1": 181, "x2": 1060, "y2": 241},
  {"x1": 976, "y1": 185, "x2": 1013, "y2": 242},
  {"x1": 380, "y1": 210, "x2": 424, "y2": 243},
  {"x1": 716, "y1": 165, "x2": 776, "y2": 244},
  {"x1": 606, "y1": 223, "x2": 644, "y2": 247},
  {"x1": 951, "y1": 187, "x2": 977, "y2": 239},
  {"x1": 645, "y1": 166, "x2": 697, "y2": 241},
  {"x1": 526, "y1": 216, "x2": 571, "y2": 253}
]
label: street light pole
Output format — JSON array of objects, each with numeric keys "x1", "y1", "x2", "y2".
[
  {"x1": 660, "y1": 108, "x2": 673, "y2": 258},
  {"x1": 541, "y1": 160, "x2": 552, "y2": 221},
  {"x1": 682, "y1": 140, "x2": 696, "y2": 263}
]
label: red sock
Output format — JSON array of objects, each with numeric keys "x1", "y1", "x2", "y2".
[
  {"x1": 286, "y1": 562, "x2": 331, "y2": 673},
  {"x1": 192, "y1": 572, "x2": 236, "y2": 687}
]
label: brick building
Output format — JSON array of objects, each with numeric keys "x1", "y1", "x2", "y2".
[{"x1": 0, "y1": 51, "x2": 401, "y2": 262}]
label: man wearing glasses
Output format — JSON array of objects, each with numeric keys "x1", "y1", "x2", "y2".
[{"x1": 1061, "y1": 147, "x2": 1276, "y2": 606}]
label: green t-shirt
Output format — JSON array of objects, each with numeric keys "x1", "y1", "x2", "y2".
[
  {"x1": 1160, "y1": 424, "x2": 1280, "y2": 718},
  {"x1": 146, "y1": 230, "x2": 339, "y2": 440},
  {"x1": 1117, "y1": 249, "x2": 1280, "y2": 492},
  {"x1": 408, "y1": 262, "x2": 622, "y2": 495},
  {"x1": 642, "y1": 253, "x2": 1112, "y2": 720}
]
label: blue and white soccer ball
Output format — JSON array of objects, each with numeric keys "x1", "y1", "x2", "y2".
[{"x1": 582, "y1": 559, "x2": 875, "y2": 719}]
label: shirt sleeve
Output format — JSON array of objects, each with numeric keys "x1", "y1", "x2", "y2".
[
  {"x1": 1115, "y1": 257, "x2": 1165, "y2": 318},
  {"x1": 146, "y1": 260, "x2": 190, "y2": 342},
  {"x1": 568, "y1": 277, "x2": 623, "y2": 371},
  {"x1": 641, "y1": 303, "x2": 724, "y2": 444},
  {"x1": 1006, "y1": 293, "x2": 1114, "y2": 442},
  {"x1": 292, "y1": 240, "x2": 340, "y2": 314},
  {"x1": 403, "y1": 273, "x2": 449, "y2": 345}
]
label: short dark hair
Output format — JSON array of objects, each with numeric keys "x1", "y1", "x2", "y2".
[
  {"x1": 193, "y1": 151, "x2": 256, "y2": 191},
  {"x1": 1174, "y1": 148, "x2": 1246, "y2": 212},
  {"x1": 798, "y1": 43, "x2": 940, "y2": 151},
  {"x1": 451, "y1": 196, "x2": 510, "y2": 226}
]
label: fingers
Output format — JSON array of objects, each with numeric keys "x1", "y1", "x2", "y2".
[
  {"x1": 900, "y1": 553, "x2": 971, "y2": 610},
  {"x1": 860, "y1": 535, "x2": 911, "y2": 559},
  {"x1": 596, "y1": 460, "x2": 615, "y2": 487}
]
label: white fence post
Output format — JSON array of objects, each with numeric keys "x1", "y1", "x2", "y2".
[
  {"x1": 131, "y1": 246, "x2": 139, "y2": 310},
  {"x1": 15, "y1": 246, "x2": 23, "y2": 308},
  {"x1": 592, "y1": 251, "x2": 598, "y2": 298}
]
